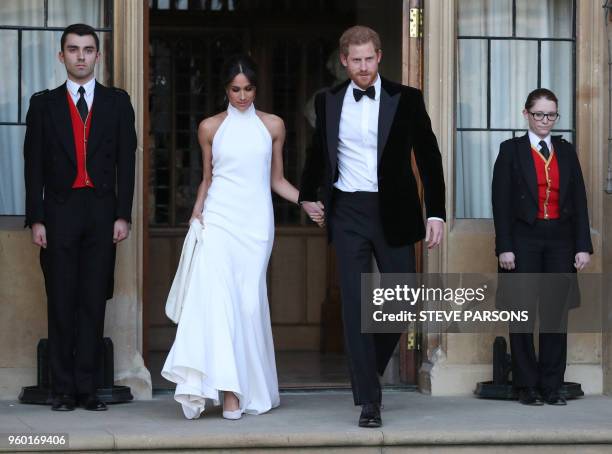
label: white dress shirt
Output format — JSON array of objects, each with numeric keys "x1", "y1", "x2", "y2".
[
  {"x1": 334, "y1": 76, "x2": 381, "y2": 192},
  {"x1": 528, "y1": 130, "x2": 553, "y2": 156},
  {"x1": 66, "y1": 78, "x2": 96, "y2": 110}
]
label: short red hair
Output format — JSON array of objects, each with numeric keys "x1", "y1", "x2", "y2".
[{"x1": 339, "y1": 25, "x2": 381, "y2": 56}]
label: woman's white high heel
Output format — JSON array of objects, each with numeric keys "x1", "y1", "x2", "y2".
[
  {"x1": 222, "y1": 409, "x2": 242, "y2": 420},
  {"x1": 222, "y1": 391, "x2": 242, "y2": 420}
]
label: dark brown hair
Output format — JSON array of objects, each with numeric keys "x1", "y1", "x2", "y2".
[
  {"x1": 221, "y1": 54, "x2": 258, "y2": 88},
  {"x1": 524, "y1": 88, "x2": 558, "y2": 111},
  {"x1": 61, "y1": 23, "x2": 99, "y2": 51},
  {"x1": 339, "y1": 25, "x2": 381, "y2": 56}
]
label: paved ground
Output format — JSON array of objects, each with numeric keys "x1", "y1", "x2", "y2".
[{"x1": 2, "y1": 391, "x2": 612, "y2": 452}]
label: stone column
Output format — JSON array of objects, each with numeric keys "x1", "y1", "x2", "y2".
[
  {"x1": 418, "y1": 0, "x2": 456, "y2": 395},
  {"x1": 107, "y1": 0, "x2": 152, "y2": 399}
]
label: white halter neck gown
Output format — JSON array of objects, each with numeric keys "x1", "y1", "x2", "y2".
[{"x1": 162, "y1": 103, "x2": 280, "y2": 419}]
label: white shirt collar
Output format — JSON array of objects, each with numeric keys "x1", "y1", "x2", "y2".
[
  {"x1": 66, "y1": 78, "x2": 96, "y2": 97},
  {"x1": 348, "y1": 74, "x2": 381, "y2": 101},
  {"x1": 528, "y1": 130, "x2": 552, "y2": 151}
]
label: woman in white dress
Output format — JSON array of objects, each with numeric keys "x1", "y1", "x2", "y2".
[{"x1": 162, "y1": 55, "x2": 323, "y2": 420}]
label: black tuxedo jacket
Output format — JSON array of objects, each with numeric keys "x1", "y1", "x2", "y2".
[
  {"x1": 24, "y1": 81, "x2": 137, "y2": 227},
  {"x1": 492, "y1": 134, "x2": 593, "y2": 256},
  {"x1": 298, "y1": 77, "x2": 446, "y2": 247}
]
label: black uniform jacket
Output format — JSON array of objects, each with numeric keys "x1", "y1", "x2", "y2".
[
  {"x1": 24, "y1": 81, "x2": 137, "y2": 227},
  {"x1": 492, "y1": 134, "x2": 593, "y2": 257}
]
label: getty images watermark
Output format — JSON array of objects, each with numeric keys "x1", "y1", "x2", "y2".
[
  {"x1": 371, "y1": 281, "x2": 527, "y2": 323},
  {"x1": 360, "y1": 273, "x2": 607, "y2": 334}
]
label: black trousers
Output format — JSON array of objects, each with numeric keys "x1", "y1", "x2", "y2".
[
  {"x1": 331, "y1": 190, "x2": 415, "y2": 405},
  {"x1": 508, "y1": 219, "x2": 574, "y2": 392},
  {"x1": 40, "y1": 189, "x2": 115, "y2": 396}
]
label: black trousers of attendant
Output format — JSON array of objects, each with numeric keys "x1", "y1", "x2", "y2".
[
  {"x1": 331, "y1": 190, "x2": 416, "y2": 405},
  {"x1": 41, "y1": 188, "x2": 116, "y2": 396},
  {"x1": 508, "y1": 219, "x2": 574, "y2": 393}
]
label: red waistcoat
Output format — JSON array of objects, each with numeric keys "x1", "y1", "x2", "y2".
[
  {"x1": 67, "y1": 92, "x2": 94, "y2": 188},
  {"x1": 531, "y1": 147, "x2": 559, "y2": 220}
]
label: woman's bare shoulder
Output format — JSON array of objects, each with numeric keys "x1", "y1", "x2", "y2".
[
  {"x1": 256, "y1": 111, "x2": 285, "y2": 137},
  {"x1": 199, "y1": 111, "x2": 228, "y2": 139}
]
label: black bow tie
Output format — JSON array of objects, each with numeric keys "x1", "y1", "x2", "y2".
[{"x1": 353, "y1": 86, "x2": 376, "y2": 102}]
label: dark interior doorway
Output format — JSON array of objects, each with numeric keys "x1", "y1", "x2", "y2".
[{"x1": 145, "y1": 0, "x2": 414, "y2": 391}]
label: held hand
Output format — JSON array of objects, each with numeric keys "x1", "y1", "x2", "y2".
[
  {"x1": 190, "y1": 210, "x2": 204, "y2": 226},
  {"x1": 113, "y1": 219, "x2": 130, "y2": 244},
  {"x1": 301, "y1": 201, "x2": 325, "y2": 228},
  {"x1": 315, "y1": 201, "x2": 325, "y2": 227},
  {"x1": 574, "y1": 252, "x2": 590, "y2": 271},
  {"x1": 425, "y1": 219, "x2": 444, "y2": 249},
  {"x1": 498, "y1": 252, "x2": 516, "y2": 270},
  {"x1": 31, "y1": 223, "x2": 47, "y2": 248}
]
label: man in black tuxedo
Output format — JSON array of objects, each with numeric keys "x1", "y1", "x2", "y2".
[
  {"x1": 24, "y1": 23, "x2": 136, "y2": 411},
  {"x1": 299, "y1": 26, "x2": 446, "y2": 427}
]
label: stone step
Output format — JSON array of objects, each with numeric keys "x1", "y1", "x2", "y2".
[{"x1": 2, "y1": 391, "x2": 612, "y2": 452}]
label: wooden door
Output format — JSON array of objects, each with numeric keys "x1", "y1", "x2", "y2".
[
  {"x1": 144, "y1": 3, "x2": 353, "y2": 389},
  {"x1": 399, "y1": 0, "x2": 425, "y2": 385}
]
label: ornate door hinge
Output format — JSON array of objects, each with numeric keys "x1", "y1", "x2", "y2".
[
  {"x1": 409, "y1": 7, "x2": 423, "y2": 38},
  {"x1": 407, "y1": 331, "x2": 418, "y2": 350}
]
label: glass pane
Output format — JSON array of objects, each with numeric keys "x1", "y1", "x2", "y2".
[
  {"x1": 0, "y1": 0, "x2": 44, "y2": 26},
  {"x1": 457, "y1": 39, "x2": 487, "y2": 128},
  {"x1": 21, "y1": 31, "x2": 111, "y2": 122},
  {"x1": 153, "y1": 191, "x2": 169, "y2": 224},
  {"x1": 175, "y1": 178, "x2": 198, "y2": 224},
  {"x1": 515, "y1": 0, "x2": 573, "y2": 38},
  {"x1": 175, "y1": 144, "x2": 201, "y2": 225},
  {"x1": 455, "y1": 131, "x2": 512, "y2": 219},
  {"x1": 21, "y1": 30, "x2": 65, "y2": 121},
  {"x1": 0, "y1": 126, "x2": 26, "y2": 215},
  {"x1": 561, "y1": 132, "x2": 574, "y2": 145},
  {"x1": 0, "y1": 31, "x2": 18, "y2": 122},
  {"x1": 541, "y1": 41, "x2": 573, "y2": 131},
  {"x1": 490, "y1": 40, "x2": 538, "y2": 129},
  {"x1": 457, "y1": 0, "x2": 512, "y2": 37},
  {"x1": 47, "y1": 0, "x2": 110, "y2": 28}
]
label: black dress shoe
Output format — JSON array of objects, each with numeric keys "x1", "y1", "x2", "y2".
[
  {"x1": 78, "y1": 394, "x2": 107, "y2": 411},
  {"x1": 517, "y1": 387, "x2": 544, "y2": 406},
  {"x1": 541, "y1": 389, "x2": 567, "y2": 406},
  {"x1": 358, "y1": 403, "x2": 382, "y2": 428},
  {"x1": 51, "y1": 394, "x2": 75, "y2": 411}
]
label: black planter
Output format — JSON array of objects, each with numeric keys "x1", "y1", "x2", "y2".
[
  {"x1": 474, "y1": 336, "x2": 584, "y2": 400},
  {"x1": 18, "y1": 337, "x2": 133, "y2": 405}
]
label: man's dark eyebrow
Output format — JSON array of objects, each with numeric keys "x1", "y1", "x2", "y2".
[{"x1": 65, "y1": 45, "x2": 96, "y2": 50}]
